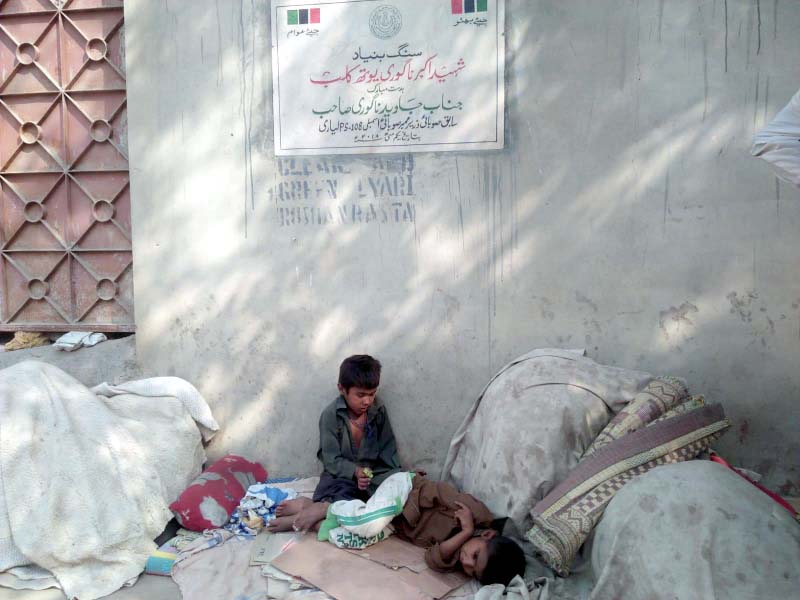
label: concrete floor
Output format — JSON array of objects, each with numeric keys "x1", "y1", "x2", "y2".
[{"x1": 0, "y1": 575, "x2": 181, "y2": 600}]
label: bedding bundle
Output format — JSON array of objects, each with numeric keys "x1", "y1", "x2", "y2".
[
  {"x1": 0, "y1": 361, "x2": 218, "y2": 599},
  {"x1": 527, "y1": 378, "x2": 731, "y2": 575}
]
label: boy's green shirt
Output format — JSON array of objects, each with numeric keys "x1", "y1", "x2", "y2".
[{"x1": 317, "y1": 395, "x2": 401, "y2": 491}]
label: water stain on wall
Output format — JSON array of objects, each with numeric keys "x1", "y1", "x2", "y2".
[
  {"x1": 659, "y1": 302, "x2": 699, "y2": 340},
  {"x1": 727, "y1": 291, "x2": 758, "y2": 323}
]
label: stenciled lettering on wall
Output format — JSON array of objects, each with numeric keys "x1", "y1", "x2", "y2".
[
  {"x1": 271, "y1": 0, "x2": 506, "y2": 156},
  {"x1": 271, "y1": 157, "x2": 416, "y2": 227}
]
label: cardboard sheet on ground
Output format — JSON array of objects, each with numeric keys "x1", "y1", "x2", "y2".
[
  {"x1": 250, "y1": 531, "x2": 300, "y2": 565},
  {"x1": 272, "y1": 535, "x2": 468, "y2": 600},
  {"x1": 343, "y1": 536, "x2": 428, "y2": 573}
]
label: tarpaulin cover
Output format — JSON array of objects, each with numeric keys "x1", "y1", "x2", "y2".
[{"x1": 441, "y1": 349, "x2": 653, "y2": 532}]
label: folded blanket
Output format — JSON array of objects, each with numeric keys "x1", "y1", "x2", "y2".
[
  {"x1": 582, "y1": 377, "x2": 689, "y2": 457},
  {"x1": 0, "y1": 361, "x2": 218, "y2": 599},
  {"x1": 527, "y1": 400, "x2": 730, "y2": 575},
  {"x1": 752, "y1": 87, "x2": 800, "y2": 187}
]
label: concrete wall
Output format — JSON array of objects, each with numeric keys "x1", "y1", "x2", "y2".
[{"x1": 124, "y1": 0, "x2": 800, "y2": 493}]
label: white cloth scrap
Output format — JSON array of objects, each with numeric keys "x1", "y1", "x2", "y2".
[
  {"x1": 54, "y1": 331, "x2": 107, "y2": 351},
  {"x1": 475, "y1": 575, "x2": 534, "y2": 600},
  {"x1": 752, "y1": 87, "x2": 800, "y2": 187}
]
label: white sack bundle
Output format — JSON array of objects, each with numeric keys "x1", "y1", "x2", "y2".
[
  {"x1": 0, "y1": 361, "x2": 218, "y2": 599},
  {"x1": 590, "y1": 461, "x2": 800, "y2": 600}
]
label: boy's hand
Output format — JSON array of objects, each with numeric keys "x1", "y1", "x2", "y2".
[
  {"x1": 355, "y1": 466, "x2": 372, "y2": 490},
  {"x1": 453, "y1": 501, "x2": 475, "y2": 534}
]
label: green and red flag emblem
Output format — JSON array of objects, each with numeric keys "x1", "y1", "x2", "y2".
[
  {"x1": 287, "y1": 7, "x2": 320, "y2": 25},
  {"x1": 451, "y1": 0, "x2": 488, "y2": 14}
]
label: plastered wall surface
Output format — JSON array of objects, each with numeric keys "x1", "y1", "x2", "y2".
[{"x1": 124, "y1": 0, "x2": 800, "y2": 492}]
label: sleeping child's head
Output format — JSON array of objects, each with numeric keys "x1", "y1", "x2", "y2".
[{"x1": 459, "y1": 531, "x2": 526, "y2": 586}]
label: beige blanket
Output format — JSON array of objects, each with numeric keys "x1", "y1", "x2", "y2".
[{"x1": 0, "y1": 361, "x2": 218, "y2": 599}]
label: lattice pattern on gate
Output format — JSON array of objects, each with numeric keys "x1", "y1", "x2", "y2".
[{"x1": 0, "y1": 0, "x2": 133, "y2": 332}]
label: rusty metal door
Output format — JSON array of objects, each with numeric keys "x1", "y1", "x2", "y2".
[{"x1": 0, "y1": 0, "x2": 133, "y2": 332}]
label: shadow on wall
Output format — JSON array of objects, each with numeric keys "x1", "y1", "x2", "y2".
[{"x1": 124, "y1": 0, "x2": 800, "y2": 493}]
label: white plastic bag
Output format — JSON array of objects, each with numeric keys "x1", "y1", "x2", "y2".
[
  {"x1": 319, "y1": 471, "x2": 413, "y2": 549},
  {"x1": 326, "y1": 526, "x2": 391, "y2": 549},
  {"x1": 752, "y1": 88, "x2": 800, "y2": 187}
]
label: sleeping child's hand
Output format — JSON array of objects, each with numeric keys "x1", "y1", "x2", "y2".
[{"x1": 453, "y1": 501, "x2": 475, "y2": 534}]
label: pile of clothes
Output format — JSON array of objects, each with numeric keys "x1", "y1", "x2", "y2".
[{"x1": 225, "y1": 483, "x2": 297, "y2": 537}]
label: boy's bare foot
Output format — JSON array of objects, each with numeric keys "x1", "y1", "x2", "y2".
[
  {"x1": 266, "y1": 515, "x2": 297, "y2": 532},
  {"x1": 275, "y1": 497, "x2": 313, "y2": 517},
  {"x1": 292, "y1": 501, "x2": 330, "y2": 533}
]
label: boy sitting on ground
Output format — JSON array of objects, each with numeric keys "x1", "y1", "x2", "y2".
[
  {"x1": 268, "y1": 354, "x2": 402, "y2": 532},
  {"x1": 268, "y1": 354, "x2": 525, "y2": 586}
]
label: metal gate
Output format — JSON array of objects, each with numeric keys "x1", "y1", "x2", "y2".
[{"x1": 0, "y1": 0, "x2": 133, "y2": 332}]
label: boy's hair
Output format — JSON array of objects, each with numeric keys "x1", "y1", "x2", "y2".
[
  {"x1": 338, "y1": 355, "x2": 382, "y2": 391},
  {"x1": 479, "y1": 536, "x2": 526, "y2": 587}
]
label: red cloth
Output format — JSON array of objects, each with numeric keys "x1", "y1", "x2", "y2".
[
  {"x1": 709, "y1": 454, "x2": 797, "y2": 518},
  {"x1": 170, "y1": 455, "x2": 267, "y2": 531}
]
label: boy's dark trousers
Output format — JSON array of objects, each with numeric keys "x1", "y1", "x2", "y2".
[{"x1": 313, "y1": 472, "x2": 370, "y2": 503}]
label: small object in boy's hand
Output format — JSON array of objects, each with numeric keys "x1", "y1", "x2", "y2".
[{"x1": 362, "y1": 467, "x2": 374, "y2": 479}]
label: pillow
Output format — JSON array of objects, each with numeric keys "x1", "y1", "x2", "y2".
[{"x1": 169, "y1": 455, "x2": 267, "y2": 531}]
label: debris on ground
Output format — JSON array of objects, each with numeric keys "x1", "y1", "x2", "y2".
[
  {"x1": 53, "y1": 331, "x2": 108, "y2": 352},
  {"x1": 3, "y1": 331, "x2": 50, "y2": 352}
]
